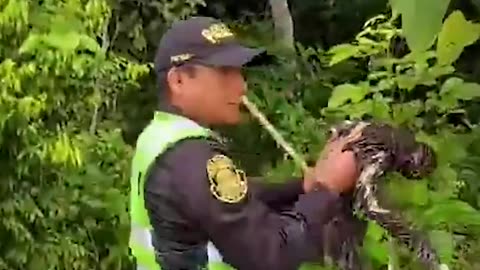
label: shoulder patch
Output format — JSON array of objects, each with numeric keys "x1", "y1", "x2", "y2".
[{"x1": 206, "y1": 154, "x2": 248, "y2": 204}]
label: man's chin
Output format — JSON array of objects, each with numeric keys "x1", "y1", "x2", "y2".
[
  {"x1": 223, "y1": 115, "x2": 243, "y2": 126},
  {"x1": 206, "y1": 116, "x2": 238, "y2": 127}
]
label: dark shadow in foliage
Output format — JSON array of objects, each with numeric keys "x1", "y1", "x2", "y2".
[{"x1": 117, "y1": 68, "x2": 158, "y2": 146}]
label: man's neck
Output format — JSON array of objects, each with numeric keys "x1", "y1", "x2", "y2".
[
  {"x1": 158, "y1": 100, "x2": 212, "y2": 129},
  {"x1": 158, "y1": 101, "x2": 182, "y2": 116},
  {"x1": 158, "y1": 101, "x2": 229, "y2": 146}
]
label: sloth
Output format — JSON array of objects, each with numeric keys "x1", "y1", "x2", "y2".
[{"x1": 321, "y1": 120, "x2": 441, "y2": 270}]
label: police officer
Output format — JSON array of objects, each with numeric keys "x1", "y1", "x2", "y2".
[{"x1": 129, "y1": 16, "x2": 364, "y2": 270}]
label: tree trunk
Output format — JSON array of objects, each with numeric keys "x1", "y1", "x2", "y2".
[{"x1": 268, "y1": 0, "x2": 295, "y2": 52}]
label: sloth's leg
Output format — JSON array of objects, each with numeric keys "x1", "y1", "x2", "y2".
[{"x1": 354, "y1": 163, "x2": 440, "y2": 270}]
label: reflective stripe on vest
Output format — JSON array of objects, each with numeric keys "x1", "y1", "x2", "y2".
[{"x1": 129, "y1": 111, "x2": 234, "y2": 270}]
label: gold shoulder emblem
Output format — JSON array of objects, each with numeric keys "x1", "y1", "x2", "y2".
[
  {"x1": 206, "y1": 154, "x2": 248, "y2": 203},
  {"x1": 201, "y1": 23, "x2": 234, "y2": 44}
]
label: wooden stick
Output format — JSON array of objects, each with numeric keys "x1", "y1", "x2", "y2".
[{"x1": 241, "y1": 96, "x2": 309, "y2": 172}]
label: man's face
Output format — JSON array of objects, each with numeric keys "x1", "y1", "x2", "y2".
[{"x1": 167, "y1": 64, "x2": 247, "y2": 125}]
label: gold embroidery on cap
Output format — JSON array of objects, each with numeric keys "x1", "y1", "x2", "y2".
[
  {"x1": 201, "y1": 23, "x2": 234, "y2": 44},
  {"x1": 170, "y1": 53, "x2": 194, "y2": 64}
]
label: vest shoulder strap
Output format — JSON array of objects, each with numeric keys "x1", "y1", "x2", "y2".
[
  {"x1": 130, "y1": 112, "x2": 210, "y2": 227},
  {"x1": 133, "y1": 112, "x2": 211, "y2": 176}
]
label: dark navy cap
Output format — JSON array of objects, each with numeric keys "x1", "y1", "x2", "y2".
[{"x1": 154, "y1": 17, "x2": 265, "y2": 72}]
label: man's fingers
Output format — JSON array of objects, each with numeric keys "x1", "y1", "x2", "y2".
[
  {"x1": 345, "y1": 122, "x2": 367, "y2": 143},
  {"x1": 332, "y1": 122, "x2": 367, "y2": 152},
  {"x1": 326, "y1": 122, "x2": 366, "y2": 144},
  {"x1": 320, "y1": 122, "x2": 367, "y2": 161}
]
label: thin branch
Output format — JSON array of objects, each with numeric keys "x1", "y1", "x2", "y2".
[{"x1": 241, "y1": 96, "x2": 308, "y2": 172}]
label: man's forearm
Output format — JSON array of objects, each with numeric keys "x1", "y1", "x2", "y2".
[{"x1": 249, "y1": 177, "x2": 304, "y2": 209}]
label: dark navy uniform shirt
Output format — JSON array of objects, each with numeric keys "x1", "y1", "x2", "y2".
[{"x1": 143, "y1": 107, "x2": 366, "y2": 270}]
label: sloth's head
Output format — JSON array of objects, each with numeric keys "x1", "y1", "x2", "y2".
[
  {"x1": 397, "y1": 142, "x2": 437, "y2": 180},
  {"x1": 328, "y1": 121, "x2": 438, "y2": 180}
]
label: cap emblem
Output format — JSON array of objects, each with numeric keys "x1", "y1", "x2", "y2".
[
  {"x1": 201, "y1": 23, "x2": 234, "y2": 44},
  {"x1": 170, "y1": 53, "x2": 194, "y2": 64}
]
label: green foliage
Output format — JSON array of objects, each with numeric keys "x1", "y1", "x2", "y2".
[
  {"x1": 2, "y1": 0, "x2": 480, "y2": 269},
  {"x1": 436, "y1": 11, "x2": 480, "y2": 66},
  {"x1": 0, "y1": 0, "x2": 149, "y2": 269},
  {"x1": 321, "y1": 8, "x2": 480, "y2": 269},
  {"x1": 108, "y1": 0, "x2": 206, "y2": 62},
  {"x1": 390, "y1": 0, "x2": 451, "y2": 54}
]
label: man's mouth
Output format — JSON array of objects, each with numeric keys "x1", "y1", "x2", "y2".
[
  {"x1": 226, "y1": 101, "x2": 247, "y2": 113},
  {"x1": 238, "y1": 103, "x2": 249, "y2": 113}
]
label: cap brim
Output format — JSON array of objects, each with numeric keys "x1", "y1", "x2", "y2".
[{"x1": 200, "y1": 45, "x2": 267, "y2": 68}]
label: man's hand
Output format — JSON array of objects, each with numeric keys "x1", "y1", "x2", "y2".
[
  {"x1": 302, "y1": 167, "x2": 316, "y2": 192},
  {"x1": 312, "y1": 124, "x2": 365, "y2": 194}
]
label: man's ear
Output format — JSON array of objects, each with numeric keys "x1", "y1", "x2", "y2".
[{"x1": 166, "y1": 67, "x2": 183, "y2": 96}]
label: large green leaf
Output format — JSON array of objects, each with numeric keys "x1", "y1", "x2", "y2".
[
  {"x1": 327, "y1": 83, "x2": 369, "y2": 108},
  {"x1": 440, "y1": 77, "x2": 480, "y2": 101},
  {"x1": 363, "y1": 222, "x2": 389, "y2": 264},
  {"x1": 45, "y1": 31, "x2": 81, "y2": 52},
  {"x1": 326, "y1": 44, "x2": 360, "y2": 66},
  {"x1": 423, "y1": 199, "x2": 480, "y2": 227},
  {"x1": 436, "y1": 11, "x2": 480, "y2": 65},
  {"x1": 429, "y1": 230, "x2": 454, "y2": 265},
  {"x1": 390, "y1": 0, "x2": 450, "y2": 53}
]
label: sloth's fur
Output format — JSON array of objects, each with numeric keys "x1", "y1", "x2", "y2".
[{"x1": 323, "y1": 121, "x2": 439, "y2": 270}]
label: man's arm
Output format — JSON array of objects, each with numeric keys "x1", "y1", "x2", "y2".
[
  {"x1": 152, "y1": 139, "x2": 346, "y2": 270},
  {"x1": 208, "y1": 137, "x2": 307, "y2": 210},
  {"x1": 248, "y1": 177, "x2": 304, "y2": 210}
]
